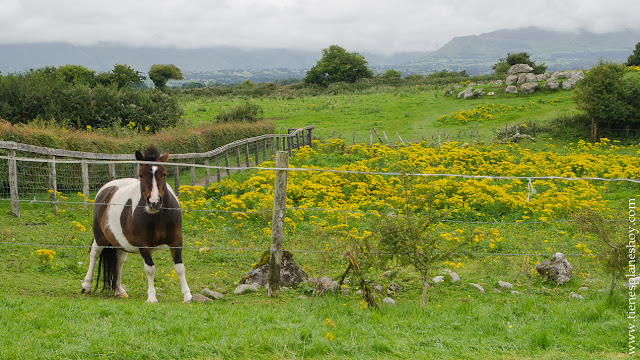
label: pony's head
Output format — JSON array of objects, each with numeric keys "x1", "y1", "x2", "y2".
[{"x1": 135, "y1": 147, "x2": 169, "y2": 214}]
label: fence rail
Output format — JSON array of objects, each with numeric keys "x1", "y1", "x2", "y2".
[{"x1": 1, "y1": 125, "x2": 314, "y2": 217}]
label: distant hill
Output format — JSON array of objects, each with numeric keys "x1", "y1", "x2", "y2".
[
  {"x1": 404, "y1": 27, "x2": 639, "y2": 74},
  {"x1": 0, "y1": 27, "x2": 637, "y2": 83}
]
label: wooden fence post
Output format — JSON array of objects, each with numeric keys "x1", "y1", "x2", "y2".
[
  {"x1": 48, "y1": 155, "x2": 57, "y2": 212},
  {"x1": 236, "y1": 146, "x2": 241, "y2": 173},
  {"x1": 81, "y1": 160, "x2": 90, "y2": 208},
  {"x1": 216, "y1": 157, "x2": 221, "y2": 183},
  {"x1": 190, "y1": 159, "x2": 196, "y2": 186},
  {"x1": 204, "y1": 158, "x2": 210, "y2": 185},
  {"x1": 437, "y1": 129, "x2": 442, "y2": 148},
  {"x1": 108, "y1": 163, "x2": 116, "y2": 181},
  {"x1": 268, "y1": 151, "x2": 289, "y2": 297},
  {"x1": 225, "y1": 150, "x2": 231, "y2": 178},
  {"x1": 174, "y1": 165, "x2": 180, "y2": 196},
  {"x1": 8, "y1": 149, "x2": 19, "y2": 217}
]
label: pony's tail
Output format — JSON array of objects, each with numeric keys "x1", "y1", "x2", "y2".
[{"x1": 96, "y1": 247, "x2": 118, "y2": 293}]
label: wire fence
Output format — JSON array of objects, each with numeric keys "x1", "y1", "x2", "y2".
[{"x1": 0, "y1": 147, "x2": 633, "y2": 259}]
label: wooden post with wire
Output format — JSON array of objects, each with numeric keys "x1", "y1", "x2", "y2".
[
  {"x1": 8, "y1": 149, "x2": 19, "y2": 217},
  {"x1": 268, "y1": 151, "x2": 289, "y2": 297}
]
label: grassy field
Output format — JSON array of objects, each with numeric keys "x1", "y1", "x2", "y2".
[
  {"x1": 181, "y1": 84, "x2": 579, "y2": 144},
  {"x1": 0, "y1": 83, "x2": 635, "y2": 359}
]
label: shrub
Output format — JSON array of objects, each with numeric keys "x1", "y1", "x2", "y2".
[{"x1": 216, "y1": 102, "x2": 264, "y2": 123}]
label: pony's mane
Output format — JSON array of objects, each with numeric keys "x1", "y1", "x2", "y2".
[{"x1": 143, "y1": 146, "x2": 161, "y2": 161}]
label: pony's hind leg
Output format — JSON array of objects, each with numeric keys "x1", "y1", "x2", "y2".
[
  {"x1": 81, "y1": 240, "x2": 103, "y2": 294},
  {"x1": 115, "y1": 250, "x2": 128, "y2": 298}
]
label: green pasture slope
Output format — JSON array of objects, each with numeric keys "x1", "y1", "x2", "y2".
[
  {"x1": 181, "y1": 84, "x2": 579, "y2": 144},
  {"x1": 0, "y1": 84, "x2": 630, "y2": 359}
]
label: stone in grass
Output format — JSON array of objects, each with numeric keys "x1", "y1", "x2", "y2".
[
  {"x1": 202, "y1": 288, "x2": 224, "y2": 300},
  {"x1": 373, "y1": 284, "x2": 384, "y2": 293},
  {"x1": 578, "y1": 286, "x2": 589, "y2": 292},
  {"x1": 448, "y1": 272, "x2": 461, "y2": 283},
  {"x1": 382, "y1": 297, "x2": 396, "y2": 306},
  {"x1": 387, "y1": 282, "x2": 402, "y2": 295},
  {"x1": 498, "y1": 281, "x2": 514, "y2": 290},
  {"x1": 191, "y1": 293, "x2": 212, "y2": 302},
  {"x1": 240, "y1": 250, "x2": 308, "y2": 287},
  {"x1": 569, "y1": 292, "x2": 584, "y2": 300},
  {"x1": 469, "y1": 283, "x2": 485, "y2": 293},
  {"x1": 234, "y1": 284, "x2": 259, "y2": 295},
  {"x1": 433, "y1": 276, "x2": 445, "y2": 284},
  {"x1": 536, "y1": 252, "x2": 574, "y2": 285}
]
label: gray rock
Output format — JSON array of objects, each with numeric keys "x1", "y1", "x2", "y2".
[
  {"x1": 506, "y1": 75, "x2": 518, "y2": 85},
  {"x1": 517, "y1": 73, "x2": 528, "y2": 84},
  {"x1": 494, "y1": 80, "x2": 503, "y2": 85},
  {"x1": 543, "y1": 79, "x2": 559, "y2": 90},
  {"x1": 234, "y1": 284, "x2": 259, "y2": 295},
  {"x1": 525, "y1": 73, "x2": 538, "y2": 82},
  {"x1": 382, "y1": 271, "x2": 392, "y2": 278},
  {"x1": 448, "y1": 272, "x2": 461, "y2": 283},
  {"x1": 536, "y1": 252, "x2": 574, "y2": 285},
  {"x1": 511, "y1": 291, "x2": 522, "y2": 295},
  {"x1": 472, "y1": 89, "x2": 485, "y2": 98},
  {"x1": 551, "y1": 71, "x2": 571, "y2": 80},
  {"x1": 498, "y1": 281, "x2": 514, "y2": 289},
  {"x1": 191, "y1": 293, "x2": 212, "y2": 302},
  {"x1": 355, "y1": 290, "x2": 362, "y2": 295},
  {"x1": 202, "y1": 288, "x2": 224, "y2": 300},
  {"x1": 625, "y1": 276, "x2": 640, "y2": 288},
  {"x1": 520, "y1": 82, "x2": 539, "y2": 94},
  {"x1": 313, "y1": 276, "x2": 339, "y2": 294},
  {"x1": 505, "y1": 85, "x2": 518, "y2": 94},
  {"x1": 241, "y1": 251, "x2": 308, "y2": 287},
  {"x1": 487, "y1": 92, "x2": 495, "y2": 96},
  {"x1": 382, "y1": 297, "x2": 396, "y2": 306},
  {"x1": 561, "y1": 81, "x2": 573, "y2": 90},
  {"x1": 578, "y1": 286, "x2": 589, "y2": 292},
  {"x1": 433, "y1": 275, "x2": 445, "y2": 284},
  {"x1": 569, "y1": 292, "x2": 584, "y2": 300},
  {"x1": 508, "y1": 64, "x2": 534, "y2": 75},
  {"x1": 457, "y1": 88, "x2": 473, "y2": 99},
  {"x1": 373, "y1": 284, "x2": 383, "y2": 293},
  {"x1": 469, "y1": 283, "x2": 485, "y2": 293},
  {"x1": 298, "y1": 294, "x2": 307, "y2": 299},
  {"x1": 342, "y1": 287, "x2": 350, "y2": 296},
  {"x1": 388, "y1": 282, "x2": 402, "y2": 295}
]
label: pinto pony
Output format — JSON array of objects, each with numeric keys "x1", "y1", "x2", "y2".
[{"x1": 81, "y1": 147, "x2": 192, "y2": 303}]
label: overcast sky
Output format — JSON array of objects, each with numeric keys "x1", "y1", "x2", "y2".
[{"x1": 1, "y1": 0, "x2": 638, "y2": 54}]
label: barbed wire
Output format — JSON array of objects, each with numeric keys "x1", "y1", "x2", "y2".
[
  {"x1": 0, "y1": 240, "x2": 596, "y2": 258},
  {"x1": 3, "y1": 155, "x2": 639, "y2": 184}
]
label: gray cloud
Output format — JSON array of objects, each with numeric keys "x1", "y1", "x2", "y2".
[{"x1": 0, "y1": 0, "x2": 638, "y2": 53}]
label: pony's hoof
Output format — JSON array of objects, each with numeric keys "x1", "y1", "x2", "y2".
[
  {"x1": 117, "y1": 293, "x2": 129, "y2": 299},
  {"x1": 81, "y1": 288, "x2": 90, "y2": 294}
]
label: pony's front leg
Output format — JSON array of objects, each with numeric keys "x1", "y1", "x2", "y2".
[
  {"x1": 81, "y1": 240, "x2": 102, "y2": 294},
  {"x1": 140, "y1": 249, "x2": 158, "y2": 303},
  {"x1": 171, "y1": 248, "x2": 192, "y2": 303}
]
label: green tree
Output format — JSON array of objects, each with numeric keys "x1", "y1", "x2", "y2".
[
  {"x1": 303, "y1": 45, "x2": 373, "y2": 86},
  {"x1": 627, "y1": 42, "x2": 640, "y2": 66},
  {"x1": 573, "y1": 61, "x2": 637, "y2": 141},
  {"x1": 380, "y1": 69, "x2": 403, "y2": 80},
  {"x1": 492, "y1": 52, "x2": 547, "y2": 75},
  {"x1": 148, "y1": 64, "x2": 183, "y2": 89},
  {"x1": 58, "y1": 65, "x2": 95, "y2": 84}
]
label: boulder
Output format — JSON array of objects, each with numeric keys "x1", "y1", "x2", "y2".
[
  {"x1": 506, "y1": 75, "x2": 518, "y2": 85},
  {"x1": 569, "y1": 292, "x2": 584, "y2": 300},
  {"x1": 373, "y1": 284, "x2": 383, "y2": 293},
  {"x1": 508, "y1": 64, "x2": 534, "y2": 75},
  {"x1": 191, "y1": 293, "x2": 212, "y2": 302},
  {"x1": 457, "y1": 87, "x2": 473, "y2": 99},
  {"x1": 241, "y1": 251, "x2": 307, "y2": 287},
  {"x1": 494, "y1": 80, "x2": 503, "y2": 85},
  {"x1": 525, "y1": 73, "x2": 538, "y2": 82},
  {"x1": 517, "y1": 73, "x2": 528, "y2": 84},
  {"x1": 234, "y1": 284, "x2": 259, "y2": 295},
  {"x1": 498, "y1": 281, "x2": 514, "y2": 289},
  {"x1": 562, "y1": 81, "x2": 573, "y2": 90},
  {"x1": 388, "y1": 282, "x2": 402, "y2": 295},
  {"x1": 382, "y1": 297, "x2": 396, "y2": 306},
  {"x1": 202, "y1": 288, "x2": 224, "y2": 300},
  {"x1": 520, "y1": 82, "x2": 539, "y2": 94},
  {"x1": 536, "y1": 252, "x2": 574, "y2": 285},
  {"x1": 312, "y1": 276, "x2": 338, "y2": 294},
  {"x1": 543, "y1": 79, "x2": 559, "y2": 90},
  {"x1": 505, "y1": 85, "x2": 518, "y2": 94},
  {"x1": 487, "y1": 92, "x2": 495, "y2": 96},
  {"x1": 472, "y1": 89, "x2": 485, "y2": 98},
  {"x1": 448, "y1": 272, "x2": 461, "y2": 283},
  {"x1": 551, "y1": 71, "x2": 571, "y2": 80},
  {"x1": 469, "y1": 283, "x2": 485, "y2": 293},
  {"x1": 433, "y1": 275, "x2": 445, "y2": 284}
]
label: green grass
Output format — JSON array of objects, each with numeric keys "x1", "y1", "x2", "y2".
[
  {"x1": 181, "y1": 85, "x2": 578, "y2": 145},
  {"x1": 0, "y1": 84, "x2": 631, "y2": 359}
]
